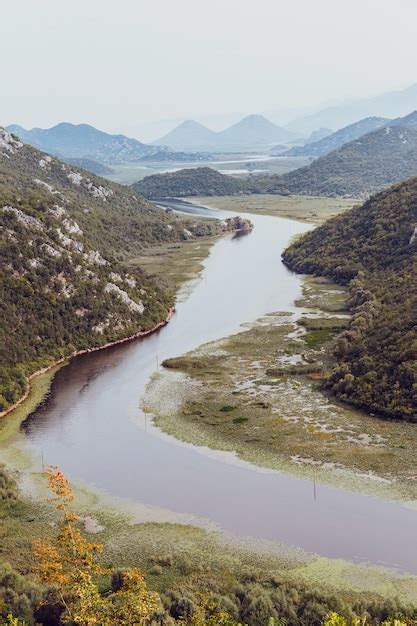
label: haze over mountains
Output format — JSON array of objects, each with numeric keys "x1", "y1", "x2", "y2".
[
  {"x1": 136, "y1": 109, "x2": 417, "y2": 199},
  {"x1": 285, "y1": 82, "x2": 417, "y2": 134},
  {"x1": 6, "y1": 122, "x2": 212, "y2": 167},
  {"x1": 286, "y1": 116, "x2": 390, "y2": 157},
  {"x1": 155, "y1": 114, "x2": 297, "y2": 151}
]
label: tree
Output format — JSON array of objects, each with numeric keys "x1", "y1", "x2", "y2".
[{"x1": 33, "y1": 467, "x2": 158, "y2": 625}]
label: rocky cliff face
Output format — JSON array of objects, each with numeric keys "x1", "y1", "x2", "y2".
[{"x1": 220, "y1": 216, "x2": 254, "y2": 232}]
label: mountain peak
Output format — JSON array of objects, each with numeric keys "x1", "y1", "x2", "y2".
[{"x1": 178, "y1": 119, "x2": 210, "y2": 130}]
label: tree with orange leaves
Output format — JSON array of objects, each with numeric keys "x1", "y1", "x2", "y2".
[{"x1": 33, "y1": 467, "x2": 159, "y2": 625}]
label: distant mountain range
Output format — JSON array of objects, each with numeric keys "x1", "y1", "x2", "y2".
[
  {"x1": 154, "y1": 114, "x2": 297, "y2": 151},
  {"x1": 6, "y1": 123, "x2": 212, "y2": 165},
  {"x1": 286, "y1": 116, "x2": 390, "y2": 157},
  {"x1": 304, "y1": 128, "x2": 332, "y2": 144},
  {"x1": 285, "y1": 82, "x2": 417, "y2": 135},
  {"x1": 136, "y1": 111, "x2": 417, "y2": 199}
]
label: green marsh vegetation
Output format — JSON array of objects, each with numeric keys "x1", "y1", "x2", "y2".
[
  {"x1": 1, "y1": 463, "x2": 417, "y2": 624},
  {"x1": 145, "y1": 277, "x2": 417, "y2": 501},
  {"x1": 283, "y1": 177, "x2": 417, "y2": 421}
]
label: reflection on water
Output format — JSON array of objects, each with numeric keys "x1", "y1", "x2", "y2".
[{"x1": 23, "y1": 201, "x2": 417, "y2": 574}]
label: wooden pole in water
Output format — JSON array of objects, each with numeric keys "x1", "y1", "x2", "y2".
[{"x1": 313, "y1": 467, "x2": 317, "y2": 501}]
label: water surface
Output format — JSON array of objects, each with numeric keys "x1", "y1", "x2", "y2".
[{"x1": 23, "y1": 201, "x2": 417, "y2": 574}]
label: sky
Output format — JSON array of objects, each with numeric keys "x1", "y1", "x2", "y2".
[{"x1": 1, "y1": 0, "x2": 417, "y2": 140}]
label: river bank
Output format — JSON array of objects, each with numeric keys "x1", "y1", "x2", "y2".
[
  {"x1": 191, "y1": 194, "x2": 356, "y2": 225},
  {"x1": 2, "y1": 198, "x2": 417, "y2": 612},
  {"x1": 0, "y1": 308, "x2": 175, "y2": 427},
  {"x1": 145, "y1": 274, "x2": 417, "y2": 503}
]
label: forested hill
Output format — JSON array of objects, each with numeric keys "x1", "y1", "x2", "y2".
[
  {"x1": 283, "y1": 177, "x2": 417, "y2": 421},
  {"x1": 135, "y1": 125, "x2": 417, "y2": 200},
  {"x1": 0, "y1": 129, "x2": 218, "y2": 412},
  {"x1": 133, "y1": 166, "x2": 248, "y2": 198},
  {"x1": 255, "y1": 125, "x2": 417, "y2": 198}
]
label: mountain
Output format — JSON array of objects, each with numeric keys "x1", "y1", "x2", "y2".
[
  {"x1": 133, "y1": 167, "x2": 247, "y2": 199},
  {"x1": 155, "y1": 115, "x2": 297, "y2": 152},
  {"x1": 282, "y1": 177, "x2": 417, "y2": 421},
  {"x1": 154, "y1": 120, "x2": 217, "y2": 151},
  {"x1": 0, "y1": 128, "x2": 219, "y2": 412},
  {"x1": 286, "y1": 83, "x2": 417, "y2": 135},
  {"x1": 6, "y1": 122, "x2": 162, "y2": 164},
  {"x1": 135, "y1": 123, "x2": 417, "y2": 200},
  {"x1": 257, "y1": 125, "x2": 417, "y2": 197},
  {"x1": 216, "y1": 114, "x2": 296, "y2": 148},
  {"x1": 286, "y1": 117, "x2": 389, "y2": 157},
  {"x1": 6, "y1": 122, "x2": 210, "y2": 165},
  {"x1": 391, "y1": 109, "x2": 417, "y2": 128},
  {"x1": 304, "y1": 127, "x2": 333, "y2": 144},
  {"x1": 61, "y1": 157, "x2": 114, "y2": 176}
]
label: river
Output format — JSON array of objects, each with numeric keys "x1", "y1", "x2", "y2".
[{"x1": 22, "y1": 200, "x2": 417, "y2": 574}]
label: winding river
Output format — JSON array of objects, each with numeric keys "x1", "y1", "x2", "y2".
[{"x1": 22, "y1": 201, "x2": 417, "y2": 574}]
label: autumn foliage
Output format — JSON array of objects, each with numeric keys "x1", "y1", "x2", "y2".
[{"x1": 33, "y1": 467, "x2": 159, "y2": 625}]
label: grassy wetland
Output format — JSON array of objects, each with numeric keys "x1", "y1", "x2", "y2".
[
  {"x1": 144, "y1": 275, "x2": 417, "y2": 503},
  {"x1": 193, "y1": 194, "x2": 356, "y2": 225},
  {"x1": 2, "y1": 196, "x2": 417, "y2": 621}
]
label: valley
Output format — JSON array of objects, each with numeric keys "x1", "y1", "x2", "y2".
[
  {"x1": 3, "y1": 4, "x2": 417, "y2": 622},
  {"x1": 2, "y1": 197, "x2": 417, "y2": 624}
]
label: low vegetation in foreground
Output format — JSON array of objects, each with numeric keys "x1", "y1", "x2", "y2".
[
  {"x1": 283, "y1": 177, "x2": 417, "y2": 421},
  {"x1": 1, "y1": 464, "x2": 416, "y2": 625}
]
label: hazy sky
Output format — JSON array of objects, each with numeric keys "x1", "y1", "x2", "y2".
[{"x1": 2, "y1": 0, "x2": 417, "y2": 139}]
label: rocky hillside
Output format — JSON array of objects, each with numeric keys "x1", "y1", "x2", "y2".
[
  {"x1": 283, "y1": 177, "x2": 417, "y2": 421},
  {"x1": 61, "y1": 157, "x2": 114, "y2": 176},
  {"x1": 286, "y1": 116, "x2": 389, "y2": 157},
  {"x1": 257, "y1": 125, "x2": 417, "y2": 197},
  {"x1": 133, "y1": 167, "x2": 248, "y2": 198},
  {"x1": 0, "y1": 129, "x2": 219, "y2": 412}
]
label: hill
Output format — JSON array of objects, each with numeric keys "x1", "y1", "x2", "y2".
[
  {"x1": 0, "y1": 128, "x2": 219, "y2": 412},
  {"x1": 391, "y1": 109, "x2": 417, "y2": 128},
  {"x1": 286, "y1": 116, "x2": 389, "y2": 157},
  {"x1": 155, "y1": 120, "x2": 217, "y2": 151},
  {"x1": 155, "y1": 115, "x2": 296, "y2": 152},
  {"x1": 6, "y1": 123, "x2": 209, "y2": 165},
  {"x1": 257, "y1": 125, "x2": 417, "y2": 197},
  {"x1": 6, "y1": 122, "x2": 162, "y2": 163},
  {"x1": 282, "y1": 178, "x2": 417, "y2": 421},
  {"x1": 61, "y1": 157, "x2": 114, "y2": 176},
  {"x1": 304, "y1": 127, "x2": 333, "y2": 144},
  {"x1": 133, "y1": 167, "x2": 247, "y2": 198},
  {"x1": 216, "y1": 114, "x2": 295, "y2": 148},
  {"x1": 285, "y1": 82, "x2": 417, "y2": 134}
]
